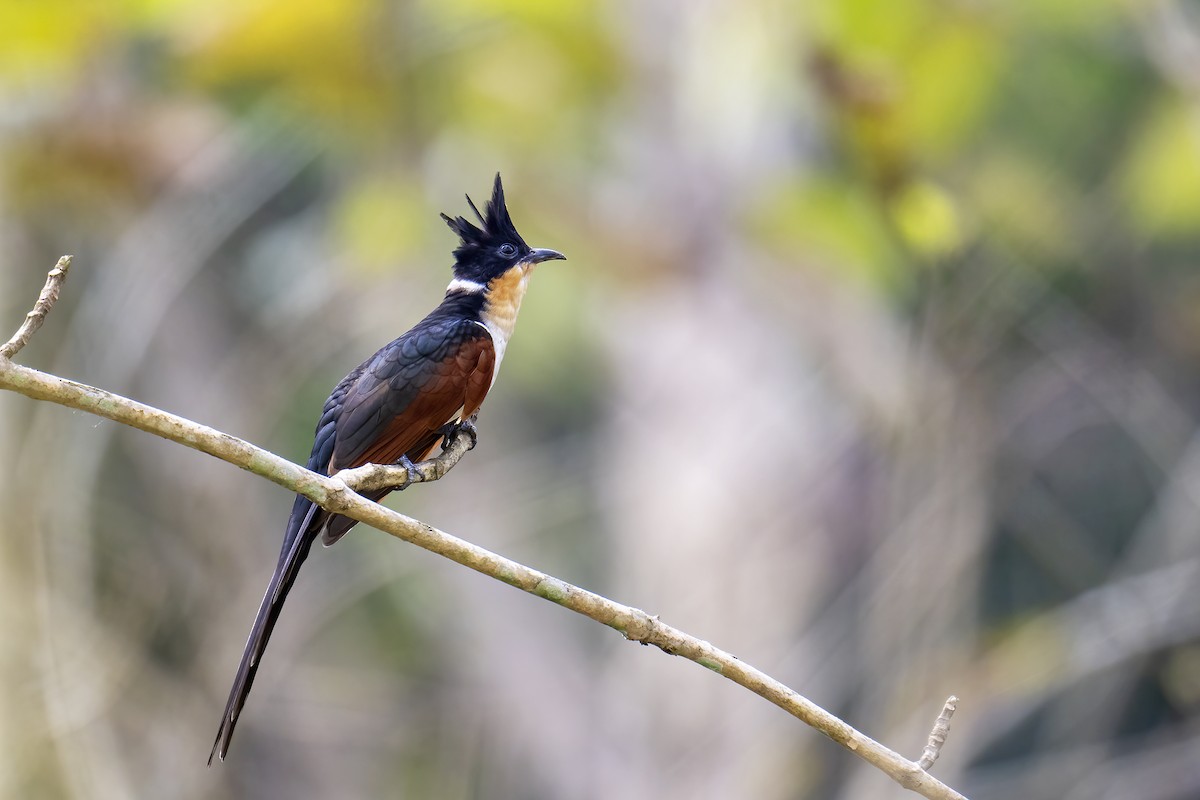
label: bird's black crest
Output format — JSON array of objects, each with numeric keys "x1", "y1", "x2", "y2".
[{"x1": 441, "y1": 174, "x2": 528, "y2": 268}]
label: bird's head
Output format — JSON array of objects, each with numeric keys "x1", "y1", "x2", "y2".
[{"x1": 441, "y1": 174, "x2": 565, "y2": 286}]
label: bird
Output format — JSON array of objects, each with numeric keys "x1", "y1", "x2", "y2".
[{"x1": 209, "y1": 173, "x2": 565, "y2": 763}]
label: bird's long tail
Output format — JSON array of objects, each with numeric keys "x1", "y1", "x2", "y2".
[{"x1": 209, "y1": 501, "x2": 322, "y2": 764}]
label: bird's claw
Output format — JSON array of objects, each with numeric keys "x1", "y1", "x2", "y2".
[
  {"x1": 395, "y1": 454, "x2": 417, "y2": 491},
  {"x1": 440, "y1": 418, "x2": 478, "y2": 452},
  {"x1": 457, "y1": 418, "x2": 478, "y2": 451}
]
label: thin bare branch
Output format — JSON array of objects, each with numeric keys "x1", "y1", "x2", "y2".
[
  {"x1": 0, "y1": 256, "x2": 72, "y2": 360},
  {"x1": 0, "y1": 258, "x2": 968, "y2": 800},
  {"x1": 918, "y1": 696, "x2": 959, "y2": 770},
  {"x1": 333, "y1": 419, "x2": 476, "y2": 493}
]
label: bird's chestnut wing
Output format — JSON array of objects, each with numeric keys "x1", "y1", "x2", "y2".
[{"x1": 329, "y1": 319, "x2": 495, "y2": 471}]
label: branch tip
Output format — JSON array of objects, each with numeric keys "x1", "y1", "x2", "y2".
[
  {"x1": 1, "y1": 255, "x2": 74, "y2": 360},
  {"x1": 917, "y1": 695, "x2": 959, "y2": 771}
]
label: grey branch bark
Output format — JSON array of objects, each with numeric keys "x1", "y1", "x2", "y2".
[{"x1": 0, "y1": 257, "x2": 969, "y2": 800}]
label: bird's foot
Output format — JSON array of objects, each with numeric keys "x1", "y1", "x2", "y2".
[
  {"x1": 395, "y1": 454, "x2": 418, "y2": 491},
  {"x1": 458, "y1": 418, "x2": 479, "y2": 450},
  {"x1": 440, "y1": 417, "x2": 478, "y2": 452}
]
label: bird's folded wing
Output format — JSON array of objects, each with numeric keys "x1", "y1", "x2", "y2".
[{"x1": 330, "y1": 319, "x2": 496, "y2": 471}]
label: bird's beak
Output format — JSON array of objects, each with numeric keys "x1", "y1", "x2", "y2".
[{"x1": 527, "y1": 248, "x2": 566, "y2": 264}]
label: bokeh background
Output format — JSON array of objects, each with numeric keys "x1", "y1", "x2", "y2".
[{"x1": 2, "y1": 1, "x2": 1200, "y2": 798}]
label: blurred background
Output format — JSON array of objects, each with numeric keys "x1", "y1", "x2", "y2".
[{"x1": 2, "y1": 0, "x2": 1199, "y2": 798}]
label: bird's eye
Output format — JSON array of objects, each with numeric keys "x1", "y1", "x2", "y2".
[{"x1": 498, "y1": 243, "x2": 518, "y2": 258}]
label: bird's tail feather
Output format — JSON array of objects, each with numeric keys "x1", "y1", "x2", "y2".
[{"x1": 209, "y1": 501, "x2": 321, "y2": 764}]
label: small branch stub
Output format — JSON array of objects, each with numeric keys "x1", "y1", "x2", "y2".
[
  {"x1": 332, "y1": 418, "x2": 477, "y2": 495},
  {"x1": 918, "y1": 695, "x2": 959, "y2": 770},
  {"x1": 0, "y1": 255, "x2": 73, "y2": 360}
]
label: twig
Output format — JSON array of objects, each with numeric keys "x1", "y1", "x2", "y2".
[
  {"x1": 0, "y1": 256, "x2": 72, "y2": 360},
  {"x1": 918, "y1": 696, "x2": 959, "y2": 770},
  {"x1": 334, "y1": 420, "x2": 476, "y2": 493},
  {"x1": 0, "y1": 258, "x2": 969, "y2": 800}
]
